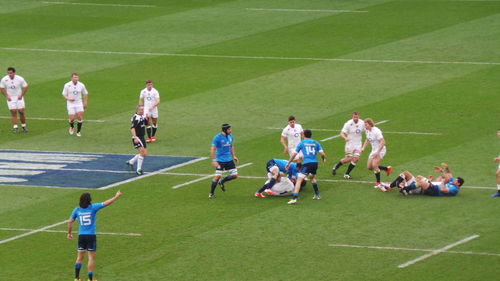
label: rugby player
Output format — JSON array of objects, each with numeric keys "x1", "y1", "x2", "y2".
[
  {"x1": 280, "y1": 115, "x2": 304, "y2": 162},
  {"x1": 139, "y1": 80, "x2": 160, "y2": 143},
  {"x1": 62, "y1": 73, "x2": 88, "y2": 137},
  {"x1": 0, "y1": 67, "x2": 28, "y2": 133},
  {"x1": 126, "y1": 105, "x2": 148, "y2": 175},
  {"x1": 209, "y1": 124, "x2": 239, "y2": 199},
  {"x1": 255, "y1": 159, "x2": 301, "y2": 198},
  {"x1": 332, "y1": 112, "x2": 364, "y2": 179},
  {"x1": 361, "y1": 118, "x2": 392, "y2": 190}
]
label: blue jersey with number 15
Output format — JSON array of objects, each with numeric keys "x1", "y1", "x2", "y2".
[
  {"x1": 70, "y1": 203, "x2": 106, "y2": 235},
  {"x1": 295, "y1": 139, "x2": 323, "y2": 164}
]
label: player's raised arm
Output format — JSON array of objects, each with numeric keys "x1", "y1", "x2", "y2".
[{"x1": 104, "y1": 191, "x2": 122, "y2": 206}]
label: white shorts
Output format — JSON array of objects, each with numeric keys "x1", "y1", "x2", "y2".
[
  {"x1": 7, "y1": 96, "x2": 25, "y2": 110},
  {"x1": 67, "y1": 104, "x2": 84, "y2": 115},
  {"x1": 369, "y1": 148, "x2": 386, "y2": 160},
  {"x1": 144, "y1": 106, "x2": 158, "y2": 118},
  {"x1": 345, "y1": 142, "x2": 362, "y2": 157},
  {"x1": 269, "y1": 177, "x2": 294, "y2": 196}
]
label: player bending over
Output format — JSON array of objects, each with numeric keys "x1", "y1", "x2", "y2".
[{"x1": 255, "y1": 158, "x2": 301, "y2": 198}]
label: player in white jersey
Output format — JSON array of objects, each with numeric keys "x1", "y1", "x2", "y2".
[
  {"x1": 62, "y1": 73, "x2": 88, "y2": 137},
  {"x1": 280, "y1": 116, "x2": 304, "y2": 162},
  {"x1": 491, "y1": 129, "x2": 500, "y2": 197},
  {"x1": 332, "y1": 112, "x2": 364, "y2": 179},
  {"x1": 361, "y1": 118, "x2": 392, "y2": 189},
  {"x1": 139, "y1": 80, "x2": 160, "y2": 143},
  {"x1": 0, "y1": 67, "x2": 29, "y2": 133}
]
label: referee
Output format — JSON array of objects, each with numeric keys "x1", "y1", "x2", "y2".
[{"x1": 126, "y1": 105, "x2": 148, "y2": 175}]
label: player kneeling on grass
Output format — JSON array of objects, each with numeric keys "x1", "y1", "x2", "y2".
[
  {"x1": 255, "y1": 159, "x2": 301, "y2": 197},
  {"x1": 286, "y1": 129, "x2": 326, "y2": 205},
  {"x1": 389, "y1": 163, "x2": 464, "y2": 196},
  {"x1": 67, "y1": 191, "x2": 122, "y2": 281},
  {"x1": 126, "y1": 105, "x2": 148, "y2": 175}
]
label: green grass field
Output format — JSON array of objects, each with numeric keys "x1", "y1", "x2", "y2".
[{"x1": 0, "y1": 0, "x2": 499, "y2": 280}]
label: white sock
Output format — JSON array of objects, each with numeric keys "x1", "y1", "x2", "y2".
[
  {"x1": 137, "y1": 156, "x2": 144, "y2": 170},
  {"x1": 129, "y1": 154, "x2": 139, "y2": 164},
  {"x1": 21, "y1": 124, "x2": 26, "y2": 128},
  {"x1": 13, "y1": 124, "x2": 18, "y2": 129},
  {"x1": 497, "y1": 184, "x2": 500, "y2": 191}
]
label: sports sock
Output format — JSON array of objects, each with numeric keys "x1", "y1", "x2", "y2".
[
  {"x1": 69, "y1": 121, "x2": 74, "y2": 128},
  {"x1": 88, "y1": 272, "x2": 93, "y2": 281},
  {"x1": 137, "y1": 156, "x2": 144, "y2": 170},
  {"x1": 378, "y1": 166, "x2": 388, "y2": 171},
  {"x1": 345, "y1": 162, "x2": 356, "y2": 175},
  {"x1": 76, "y1": 121, "x2": 83, "y2": 133},
  {"x1": 21, "y1": 123, "x2": 26, "y2": 128},
  {"x1": 292, "y1": 192, "x2": 299, "y2": 199},
  {"x1": 220, "y1": 174, "x2": 235, "y2": 184},
  {"x1": 267, "y1": 178, "x2": 276, "y2": 188},
  {"x1": 129, "y1": 154, "x2": 139, "y2": 164},
  {"x1": 333, "y1": 161, "x2": 343, "y2": 170},
  {"x1": 13, "y1": 124, "x2": 18, "y2": 129},
  {"x1": 152, "y1": 124, "x2": 157, "y2": 137},
  {"x1": 390, "y1": 176, "x2": 404, "y2": 188},
  {"x1": 210, "y1": 181, "x2": 218, "y2": 194},
  {"x1": 75, "y1": 263, "x2": 82, "y2": 279},
  {"x1": 146, "y1": 126, "x2": 152, "y2": 138},
  {"x1": 497, "y1": 184, "x2": 500, "y2": 191},
  {"x1": 375, "y1": 171, "x2": 381, "y2": 183},
  {"x1": 312, "y1": 182, "x2": 319, "y2": 195}
]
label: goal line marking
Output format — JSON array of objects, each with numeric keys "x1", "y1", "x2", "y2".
[
  {"x1": 0, "y1": 227, "x2": 142, "y2": 237},
  {"x1": 0, "y1": 116, "x2": 105, "y2": 122},
  {"x1": 246, "y1": 8, "x2": 368, "y2": 13},
  {"x1": 320, "y1": 120, "x2": 389, "y2": 141},
  {"x1": 170, "y1": 162, "x2": 253, "y2": 189},
  {"x1": 42, "y1": 1, "x2": 156, "y2": 8}
]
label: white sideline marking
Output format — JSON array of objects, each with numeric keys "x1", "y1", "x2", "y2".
[
  {"x1": 321, "y1": 120, "x2": 389, "y2": 141},
  {"x1": 171, "y1": 162, "x2": 253, "y2": 189},
  {"x1": 98, "y1": 157, "x2": 208, "y2": 190},
  {"x1": 398, "y1": 234, "x2": 480, "y2": 268},
  {"x1": 246, "y1": 8, "x2": 368, "y2": 13},
  {"x1": 42, "y1": 1, "x2": 155, "y2": 8},
  {"x1": 1, "y1": 47, "x2": 499, "y2": 66},
  {"x1": 0, "y1": 227, "x2": 141, "y2": 237},
  {"x1": 0, "y1": 116, "x2": 105, "y2": 122},
  {"x1": 0, "y1": 220, "x2": 67, "y2": 245}
]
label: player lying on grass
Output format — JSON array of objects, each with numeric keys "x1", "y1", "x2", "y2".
[
  {"x1": 262, "y1": 176, "x2": 296, "y2": 197},
  {"x1": 388, "y1": 163, "x2": 464, "y2": 196},
  {"x1": 255, "y1": 159, "x2": 301, "y2": 197}
]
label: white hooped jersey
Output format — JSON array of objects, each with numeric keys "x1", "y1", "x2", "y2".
[
  {"x1": 139, "y1": 88, "x2": 160, "y2": 107},
  {"x1": 62, "y1": 81, "x2": 88, "y2": 105},
  {"x1": 281, "y1": 123, "x2": 303, "y2": 149},
  {"x1": 365, "y1": 126, "x2": 385, "y2": 152},
  {"x1": 0, "y1": 75, "x2": 28, "y2": 97},
  {"x1": 341, "y1": 118, "x2": 364, "y2": 146}
]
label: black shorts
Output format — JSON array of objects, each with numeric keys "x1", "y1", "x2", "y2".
[
  {"x1": 300, "y1": 162, "x2": 318, "y2": 176},
  {"x1": 132, "y1": 136, "x2": 146, "y2": 149},
  {"x1": 424, "y1": 183, "x2": 440, "y2": 196},
  {"x1": 216, "y1": 160, "x2": 236, "y2": 171},
  {"x1": 266, "y1": 159, "x2": 277, "y2": 173},
  {"x1": 78, "y1": 235, "x2": 97, "y2": 251}
]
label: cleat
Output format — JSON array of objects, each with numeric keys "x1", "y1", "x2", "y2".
[
  {"x1": 400, "y1": 189, "x2": 409, "y2": 196},
  {"x1": 264, "y1": 188, "x2": 275, "y2": 196},
  {"x1": 69, "y1": 127, "x2": 74, "y2": 135},
  {"x1": 381, "y1": 182, "x2": 391, "y2": 191},
  {"x1": 13, "y1": 127, "x2": 18, "y2": 133},
  {"x1": 76, "y1": 132, "x2": 81, "y2": 137},
  {"x1": 136, "y1": 169, "x2": 143, "y2": 175},
  {"x1": 255, "y1": 192, "x2": 267, "y2": 198},
  {"x1": 386, "y1": 166, "x2": 392, "y2": 176},
  {"x1": 287, "y1": 198, "x2": 298, "y2": 205},
  {"x1": 491, "y1": 192, "x2": 500, "y2": 198},
  {"x1": 125, "y1": 161, "x2": 134, "y2": 170},
  {"x1": 374, "y1": 182, "x2": 382, "y2": 188},
  {"x1": 379, "y1": 186, "x2": 387, "y2": 192},
  {"x1": 22, "y1": 127, "x2": 28, "y2": 133},
  {"x1": 208, "y1": 193, "x2": 215, "y2": 199},
  {"x1": 146, "y1": 138, "x2": 152, "y2": 143},
  {"x1": 343, "y1": 174, "x2": 352, "y2": 179},
  {"x1": 313, "y1": 194, "x2": 321, "y2": 200},
  {"x1": 218, "y1": 179, "x2": 226, "y2": 192},
  {"x1": 331, "y1": 169, "x2": 337, "y2": 176},
  {"x1": 152, "y1": 136, "x2": 157, "y2": 142}
]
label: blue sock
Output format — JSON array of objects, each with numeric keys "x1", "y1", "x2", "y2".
[
  {"x1": 210, "y1": 181, "x2": 217, "y2": 193},
  {"x1": 292, "y1": 192, "x2": 299, "y2": 199},
  {"x1": 312, "y1": 182, "x2": 319, "y2": 195},
  {"x1": 220, "y1": 174, "x2": 235, "y2": 184},
  {"x1": 75, "y1": 263, "x2": 82, "y2": 279},
  {"x1": 88, "y1": 272, "x2": 93, "y2": 280}
]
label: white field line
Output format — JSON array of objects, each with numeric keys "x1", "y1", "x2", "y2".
[
  {"x1": 398, "y1": 234, "x2": 480, "y2": 268},
  {"x1": 1, "y1": 47, "x2": 499, "y2": 66},
  {"x1": 321, "y1": 120, "x2": 389, "y2": 142},
  {"x1": 42, "y1": 1, "x2": 156, "y2": 8},
  {"x1": 98, "y1": 157, "x2": 208, "y2": 190},
  {"x1": 170, "y1": 162, "x2": 253, "y2": 189},
  {"x1": 246, "y1": 8, "x2": 368, "y2": 13},
  {"x1": 0, "y1": 227, "x2": 141, "y2": 237},
  {"x1": 0, "y1": 116, "x2": 105, "y2": 122},
  {"x1": 0, "y1": 220, "x2": 67, "y2": 245},
  {"x1": 329, "y1": 241, "x2": 500, "y2": 258}
]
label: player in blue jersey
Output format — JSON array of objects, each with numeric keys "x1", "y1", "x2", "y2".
[
  {"x1": 255, "y1": 159, "x2": 301, "y2": 198},
  {"x1": 209, "y1": 124, "x2": 239, "y2": 198},
  {"x1": 285, "y1": 129, "x2": 326, "y2": 204},
  {"x1": 67, "y1": 191, "x2": 122, "y2": 281}
]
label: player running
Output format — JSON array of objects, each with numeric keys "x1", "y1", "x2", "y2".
[
  {"x1": 332, "y1": 112, "x2": 364, "y2": 179},
  {"x1": 0, "y1": 67, "x2": 29, "y2": 133},
  {"x1": 361, "y1": 118, "x2": 392, "y2": 190},
  {"x1": 280, "y1": 115, "x2": 304, "y2": 162},
  {"x1": 126, "y1": 105, "x2": 148, "y2": 175},
  {"x1": 62, "y1": 73, "x2": 88, "y2": 137},
  {"x1": 67, "y1": 190, "x2": 122, "y2": 281},
  {"x1": 286, "y1": 129, "x2": 326, "y2": 205},
  {"x1": 139, "y1": 80, "x2": 160, "y2": 143},
  {"x1": 209, "y1": 124, "x2": 239, "y2": 199},
  {"x1": 255, "y1": 159, "x2": 301, "y2": 198}
]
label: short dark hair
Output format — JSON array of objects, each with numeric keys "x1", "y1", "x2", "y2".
[
  {"x1": 288, "y1": 116, "x2": 295, "y2": 121},
  {"x1": 304, "y1": 129, "x2": 312, "y2": 138},
  {"x1": 7, "y1": 67, "x2": 15, "y2": 73},
  {"x1": 221, "y1": 123, "x2": 231, "y2": 133},
  {"x1": 71, "y1": 72, "x2": 78, "y2": 77},
  {"x1": 79, "y1": 193, "x2": 92, "y2": 208},
  {"x1": 456, "y1": 177, "x2": 464, "y2": 187},
  {"x1": 352, "y1": 112, "x2": 359, "y2": 116},
  {"x1": 145, "y1": 80, "x2": 153, "y2": 84}
]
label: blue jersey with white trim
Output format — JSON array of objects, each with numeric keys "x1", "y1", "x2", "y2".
[
  {"x1": 295, "y1": 139, "x2": 323, "y2": 164},
  {"x1": 70, "y1": 203, "x2": 106, "y2": 235},
  {"x1": 272, "y1": 159, "x2": 298, "y2": 179},
  {"x1": 212, "y1": 133, "x2": 233, "y2": 162},
  {"x1": 440, "y1": 177, "x2": 460, "y2": 196}
]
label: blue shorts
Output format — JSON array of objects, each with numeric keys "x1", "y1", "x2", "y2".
[
  {"x1": 424, "y1": 183, "x2": 440, "y2": 196},
  {"x1": 216, "y1": 160, "x2": 236, "y2": 171},
  {"x1": 300, "y1": 162, "x2": 318, "y2": 176},
  {"x1": 78, "y1": 234, "x2": 97, "y2": 251}
]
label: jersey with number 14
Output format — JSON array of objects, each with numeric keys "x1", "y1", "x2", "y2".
[
  {"x1": 295, "y1": 139, "x2": 323, "y2": 164},
  {"x1": 70, "y1": 203, "x2": 105, "y2": 235}
]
